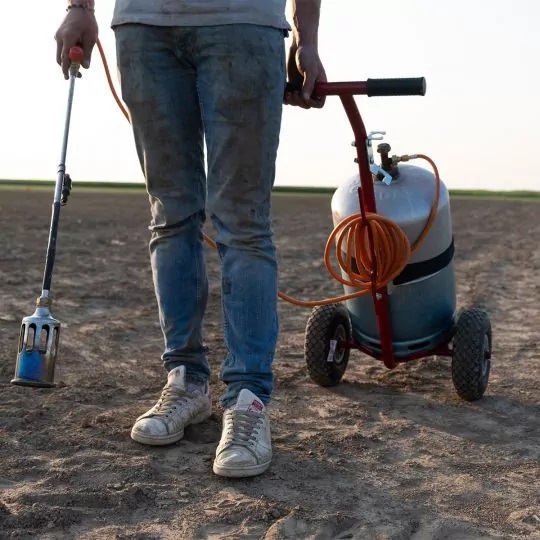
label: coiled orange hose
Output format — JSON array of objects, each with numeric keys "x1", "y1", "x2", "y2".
[
  {"x1": 278, "y1": 154, "x2": 441, "y2": 306},
  {"x1": 96, "y1": 38, "x2": 440, "y2": 308}
]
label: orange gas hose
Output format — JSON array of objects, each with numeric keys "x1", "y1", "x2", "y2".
[
  {"x1": 95, "y1": 38, "x2": 440, "y2": 308},
  {"x1": 96, "y1": 39, "x2": 130, "y2": 122},
  {"x1": 278, "y1": 154, "x2": 440, "y2": 306}
]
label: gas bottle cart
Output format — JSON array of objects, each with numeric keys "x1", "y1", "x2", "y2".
[{"x1": 300, "y1": 78, "x2": 492, "y2": 401}]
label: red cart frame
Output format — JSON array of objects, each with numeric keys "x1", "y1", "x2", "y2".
[{"x1": 313, "y1": 80, "x2": 454, "y2": 369}]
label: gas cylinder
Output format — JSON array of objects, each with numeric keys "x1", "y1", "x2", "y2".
[{"x1": 331, "y1": 144, "x2": 456, "y2": 357}]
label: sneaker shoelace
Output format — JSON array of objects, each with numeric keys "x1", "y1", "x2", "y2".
[
  {"x1": 223, "y1": 410, "x2": 263, "y2": 448},
  {"x1": 152, "y1": 386, "x2": 195, "y2": 419}
]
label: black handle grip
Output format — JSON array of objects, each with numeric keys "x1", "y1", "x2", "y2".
[
  {"x1": 284, "y1": 82, "x2": 301, "y2": 94},
  {"x1": 366, "y1": 77, "x2": 426, "y2": 97}
]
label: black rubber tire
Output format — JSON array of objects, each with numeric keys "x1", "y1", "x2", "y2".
[
  {"x1": 304, "y1": 303, "x2": 352, "y2": 387},
  {"x1": 451, "y1": 308, "x2": 492, "y2": 401}
]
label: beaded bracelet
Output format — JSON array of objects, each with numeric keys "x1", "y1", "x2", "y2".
[{"x1": 66, "y1": 1, "x2": 95, "y2": 12}]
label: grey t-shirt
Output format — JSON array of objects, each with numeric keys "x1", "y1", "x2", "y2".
[{"x1": 112, "y1": 0, "x2": 290, "y2": 30}]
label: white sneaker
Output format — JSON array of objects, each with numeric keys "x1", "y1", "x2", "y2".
[
  {"x1": 131, "y1": 366, "x2": 212, "y2": 446},
  {"x1": 213, "y1": 389, "x2": 272, "y2": 478}
]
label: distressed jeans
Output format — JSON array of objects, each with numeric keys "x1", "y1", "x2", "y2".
[{"x1": 115, "y1": 24, "x2": 285, "y2": 407}]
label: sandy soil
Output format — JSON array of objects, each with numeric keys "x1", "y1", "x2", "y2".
[{"x1": 0, "y1": 189, "x2": 538, "y2": 539}]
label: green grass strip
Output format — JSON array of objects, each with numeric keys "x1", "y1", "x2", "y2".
[{"x1": 0, "y1": 179, "x2": 539, "y2": 200}]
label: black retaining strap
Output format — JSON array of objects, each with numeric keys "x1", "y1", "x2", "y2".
[{"x1": 393, "y1": 238, "x2": 454, "y2": 285}]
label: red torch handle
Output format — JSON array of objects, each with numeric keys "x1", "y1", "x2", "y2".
[{"x1": 69, "y1": 46, "x2": 84, "y2": 64}]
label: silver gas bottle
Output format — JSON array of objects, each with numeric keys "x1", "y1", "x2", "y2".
[{"x1": 331, "y1": 163, "x2": 456, "y2": 357}]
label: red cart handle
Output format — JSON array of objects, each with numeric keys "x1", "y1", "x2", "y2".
[{"x1": 285, "y1": 77, "x2": 426, "y2": 98}]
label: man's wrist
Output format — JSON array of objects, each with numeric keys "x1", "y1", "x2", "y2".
[
  {"x1": 67, "y1": 0, "x2": 95, "y2": 12},
  {"x1": 292, "y1": 0, "x2": 320, "y2": 48}
]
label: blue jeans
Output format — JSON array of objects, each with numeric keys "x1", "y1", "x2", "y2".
[{"x1": 115, "y1": 24, "x2": 285, "y2": 407}]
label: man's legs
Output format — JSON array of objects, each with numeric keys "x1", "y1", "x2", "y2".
[
  {"x1": 115, "y1": 24, "x2": 212, "y2": 445},
  {"x1": 194, "y1": 24, "x2": 286, "y2": 476},
  {"x1": 196, "y1": 24, "x2": 286, "y2": 407}
]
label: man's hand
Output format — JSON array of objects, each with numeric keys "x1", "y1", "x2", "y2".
[
  {"x1": 284, "y1": 42, "x2": 326, "y2": 109},
  {"x1": 55, "y1": 8, "x2": 98, "y2": 79},
  {"x1": 285, "y1": 0, "x2": 326, "y2": 109}
]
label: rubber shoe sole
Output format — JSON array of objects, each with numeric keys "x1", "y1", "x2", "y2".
[{"x1": 213, "y1": 458, "x2": 271, "y2": 478}]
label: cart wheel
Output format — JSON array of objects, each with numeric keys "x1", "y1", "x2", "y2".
[
  {"x1": 451, "y1": 307, "x2": 492, "y2": 401},
  {"x1": 304, "y1": 303, "x2": 352, "y2": 387}
]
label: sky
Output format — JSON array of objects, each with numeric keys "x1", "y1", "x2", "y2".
[{"x1": 0, "y1": 1, "x2": 539, "y2": 191}]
